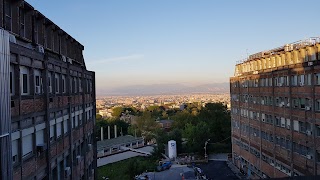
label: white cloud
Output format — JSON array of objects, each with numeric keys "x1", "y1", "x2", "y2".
[{"x1": 87, "y1": 54, "x2": 145, "y2": 64}]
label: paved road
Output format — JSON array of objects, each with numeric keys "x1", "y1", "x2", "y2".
[
  {"x1": 197, "y1": 161, "x2": 239, "y2": 180},
  {"x1": 142, "y1": 166, "x2": 193, "y2": 180},
  {"x1": 139, "y1": 161, "x2": 238, "y2": 180}
]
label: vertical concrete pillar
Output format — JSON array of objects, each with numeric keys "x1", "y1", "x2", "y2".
[
  {"x1": 114, "y1": 125, "x2": 117, "y2": 138},
  {"x1": 108, "y1": 126, "x2": 110, "y2": 139},
  {"x1": 100, "y1": 127, "x2": 104, "y2": 141}
]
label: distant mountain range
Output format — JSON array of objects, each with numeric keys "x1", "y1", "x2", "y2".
[{"x1": 97, "y1": 83, "x2": 230, "y2": 96}]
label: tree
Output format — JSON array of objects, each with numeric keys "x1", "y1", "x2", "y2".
[
  {"x1": 136, "y1": 111, "x2": 160, "y2": 142},
  {"x1": 112, "y1": 107, "x2": 124, "y2": 117},
  {"x1": 183, "y1": 122, "x2": 210, "y2": 154}
]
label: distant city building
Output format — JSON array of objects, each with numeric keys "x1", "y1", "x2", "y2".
[
  {"x1": 0, "y1": 1, "x2": 96, "y2": 179},
  {"x1": 230, "y1": 38, "x2": 320, "y2": 178}
]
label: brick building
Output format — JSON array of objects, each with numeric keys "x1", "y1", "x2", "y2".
[
  {"x1": 0, "y1": 0, "x2": 96, "y2": 179},
  {"x1": 230, "y1": 38, "x2": 320, "y2": 178}
]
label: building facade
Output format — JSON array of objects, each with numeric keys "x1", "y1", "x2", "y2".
[
  {"x1": 230, "y1": 38, "x2": 320, "y2": 178},
  {"x1": 0, "y1": 0, "x2": 96, "y2": 179}
]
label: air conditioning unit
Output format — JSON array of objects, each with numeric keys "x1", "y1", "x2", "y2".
[
  {"x1": 262, "y1": 174, "x2": 267, "y2": 178},
  {"x1": 76, "y1": 155, "x2": 82, "y2": 164},
  {"x1": 299, "y1": 82, "x2": 304, "y2": 86},
  {"x1": 279, "y1": 104, "x2": 283, "y2": 107},
  {"x1": 306, "y1": 130, "x2": 312, "y2": 136},
  {"x1": 67, "y1": 57, "x2": 73, "y2": 64},
  {"x1": 278, "y1": 83, "x2": 283, "y2": 86},
  {"x1": 36, "y1": 45, "x2": 45, "y2": 54},
  {"x1": 9, "y1": 34, "x2": 17, "y2": 43},
  {"x1": 35, "y1": 86, "x2": 41, "y2": 94},
  {"x1": 305, "y1": 106, "x2": 311, "y2": 111},
  {"x1": 65, "y1": 167, "x2": 71, "y2": 177},
  {"x1": 306, "y1": 155, "x2": 313, "y2": 159},
  {"x1": 88, "y1": 144, "x2": 92, "y2": 151},
  {"x1": 36, "y1": 143, "x2": 47, "y2": 152},
  {"x1": 308, "y1": 61, "x2": 313, "y2": 66},
  {"x1": 61, "y1": 55, "x2": 67, "y2": 62}
]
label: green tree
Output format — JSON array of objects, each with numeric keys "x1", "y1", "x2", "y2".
[
  {"x1": 136, "y1": 111, "x2": 160, "y2": 142},
  {"x1": 112, "y1": 107, "x2": 124, "y2": 117},
  {"x1": 183, "y1": 122, "x2": 210, "y2": 154}
]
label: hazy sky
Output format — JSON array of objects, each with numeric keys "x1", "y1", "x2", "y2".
[{"x1": 26, "y1": 0, "x2": 320, "y2": 91}]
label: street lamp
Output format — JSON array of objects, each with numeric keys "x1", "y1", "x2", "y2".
[{"x1": 204, "y1": 139, "x2": 210, "y2": 159}]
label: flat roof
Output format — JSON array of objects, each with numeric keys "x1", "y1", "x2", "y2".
[{"x1": 97, "y1": 135, "x2": 143, "y2": 151}]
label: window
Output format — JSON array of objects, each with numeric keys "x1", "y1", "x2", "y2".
[
  {"x1": 298, "y1": 74, "x2": 304, "y2": 86},
  {"x1": 315, "y1": 73, "x2": 320, "y2": 85},
  {"x1": 36, "y1": 129, "x2": 44, "y2": 145},
  {"x1": 64, "y1": 118, "x2": 68, "y2": 134},
  {"x1": 50, "y1": 124, "x2": 55, "y2": 142},
  {"x1": 293, "y1": 120, "x2": 299, "y2": 131},
  {"x1": 306, "y1": 74, "x2": 312, "y2": 85},
  {"x1": 34, "y1": 69, "x2": 42, "y2": 94},
  {"x1": 79, "y1": 78, "x2": 82, "y2": 92},
  {"x1": 12, "y1": 140, "x2": 18, "y2": 163},
  {"x1": 300, "y1": 98, "x2": 305, "y2": 109},
  {"x1": 56, "y1": 122, "x2": 62, "y2": 139},
  {"x1": 20, "y1": 66, "x2": 29, "y2": 95},
  {"x1": 48, "y1": 72, "x2": 52, "y2": 93},
  {"x1": 55, "y1": 73, "x2": 59, "y2": 93},
  {"x1": 4, "y1": 0, "x2": 12, "y2": 31},
  {"x1": 10, "y1": 65, "x2": 14, "y2": 95},
  {"x1": 74, "y1": 77, "x2": 77, "y2": 93},
  {"x1": 62, "y1": 75, "x2": 66, "y2": 93},
  {"x1": 19, "y1": 8, "x2": 25, "y2": 37},
  {"x1": 316, "y1": 99, "x2": 320, "y2": 111},
  {"x1": 291, "y1": 75, "x2": 298, "y2": 86},
  {"x1": 22, "y1": 134, "x2": 33, "y2": 158}
]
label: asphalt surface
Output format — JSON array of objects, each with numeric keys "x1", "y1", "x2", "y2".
[
  {"x1": 139, "y1": 161, "x2": 239, "y2": 180},
  {"x1": 142, "y1": 165, "x2": 194, "y2": 180},
  {"x1": 197, "y1": 161, "x2": 239, "y2": 180}
]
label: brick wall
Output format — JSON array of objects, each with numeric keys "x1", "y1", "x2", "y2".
[
  {"x1": 22, "y1": 157, "x2": 36, "y2": 179},
  {"x1": 21, "y1": 98, "x2": 45, "y2": 115}
]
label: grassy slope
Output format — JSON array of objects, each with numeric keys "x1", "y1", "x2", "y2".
[{"x1": 97, "y1": 156, "x2": 158, "y2": 180}]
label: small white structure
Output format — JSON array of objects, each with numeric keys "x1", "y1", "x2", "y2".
[{"x1": 168, "y1": 140, "x2": 177, "y2": 159}]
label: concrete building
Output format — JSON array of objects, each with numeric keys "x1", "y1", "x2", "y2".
[
  {"x1": 230, "y1": 38, "x2": 320, "y2": 178},
  {"x1": 0, "y1": 0, "x2": 96, "y2": 179}
]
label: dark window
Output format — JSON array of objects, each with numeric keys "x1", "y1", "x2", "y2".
[
  {"x1": 55, "y1": 77, "x2": 59, "y2": 93},
  {"x1": 4, "y1": 0, "x2": 12, "y2": 31},
  {"x1": 19, "y1": 8, "x2": 25, "y2": 37},
  {"x1": 23, "y1": 74, "x2": 28, "y2": 93},
  {"x1": 35, "y1": 76, "x2": 40, "y2": 86},
  {"x1": 62, "y1": 78, "x2": 65, "y2": 93}
]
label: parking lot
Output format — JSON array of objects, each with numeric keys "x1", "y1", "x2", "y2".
[{"x1": 138, "y1": 161, "x2": 238, "y2": 180}]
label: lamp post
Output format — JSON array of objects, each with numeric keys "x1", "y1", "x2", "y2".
[{"x1": 204, "y1": 139, "x2": 210, "y2": 159}]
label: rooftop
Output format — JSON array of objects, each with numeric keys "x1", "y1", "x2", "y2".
[{"x1": 97, "y1": 135, "x2": 143, "y2": 151}]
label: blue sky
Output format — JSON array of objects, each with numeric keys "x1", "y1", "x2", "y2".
[{"x1": 26, "y1": 0, "x2": 320, "y2": 91}]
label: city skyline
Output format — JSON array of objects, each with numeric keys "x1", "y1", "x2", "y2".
[{"x1": 27, "y1": 0, "x2": 320, "y2": 92}]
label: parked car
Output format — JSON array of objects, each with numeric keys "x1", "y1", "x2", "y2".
[{"x1": 156, "y1": 161, "x2": 172, "y2": 171}]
